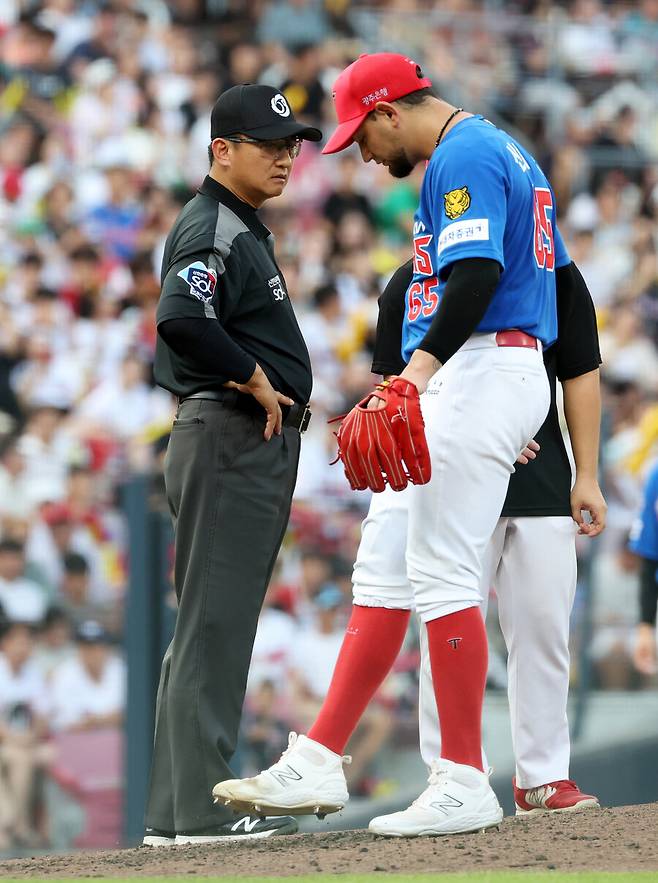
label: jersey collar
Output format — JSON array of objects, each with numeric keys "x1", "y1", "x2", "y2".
[{"x1": 199, "y1": 176, "x2": 271, "y2": 240}]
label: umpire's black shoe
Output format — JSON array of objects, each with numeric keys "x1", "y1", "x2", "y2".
[
  {"x1": 175, "y1": 815, "x2": 298, "y2": 844},
  {"x1": 142, "y1": 827, "x2": 176, "y2": 847}
]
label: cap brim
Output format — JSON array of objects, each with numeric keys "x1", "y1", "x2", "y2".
[
  {"x1": 321, "y1": 115, "x2": 367, "y2": 155},
  {"x1": 239, "y1": 120, "x2": 323, "y2": 142}
]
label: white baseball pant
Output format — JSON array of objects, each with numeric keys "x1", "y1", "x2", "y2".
[
  {"x1": 353, "y1": 486, "x2": 577, "y2": 789},
  {"x1": 355, "y1": 333, "x2": 550, "y2": 621},
  {"x1": 419, "y1": 515, "x2": 578, "y2": 788}
]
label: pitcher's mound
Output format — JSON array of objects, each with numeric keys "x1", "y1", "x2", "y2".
[{"x1": 0, "y1": 802, "x2": 656, "y2": 877}]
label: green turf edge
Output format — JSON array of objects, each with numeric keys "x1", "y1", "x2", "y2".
[{"x1": 2, "y1": 873, "x2": 657, "y2": 883}]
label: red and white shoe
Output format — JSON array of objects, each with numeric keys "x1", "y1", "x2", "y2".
[{"x1": 514, "y1": 778, "x2": 600, "y2": 815}]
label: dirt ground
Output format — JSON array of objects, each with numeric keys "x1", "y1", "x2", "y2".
[{"x1": 0, "y1": 803, "x2": 656, "y2": 877}]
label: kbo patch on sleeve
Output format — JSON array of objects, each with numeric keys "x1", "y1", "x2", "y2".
[
  {"x1": 443, "y1": 186, "x2": 471, "y2": 220},
  {"x1": 176, "y1": 261, "x2": 217, "y2": 302}
]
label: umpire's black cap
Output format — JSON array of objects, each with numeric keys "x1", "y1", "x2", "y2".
[{"x1": 210, "y1": 84, "x2": 322, "y2": 142}]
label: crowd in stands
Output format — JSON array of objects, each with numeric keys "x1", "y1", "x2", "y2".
[{"x1": 0, "y1": 0, "x2": 657, "y2": 852}]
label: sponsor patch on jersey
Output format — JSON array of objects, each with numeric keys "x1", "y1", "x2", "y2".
[
  {"x1": 177, "y1": 261, "x2": 217, "y2": 302},
  {"x1": 267, "y1": 274, "x2": 287, "y2": 302},
  {"x1": 437, "y1": 218, "x2": 490, "y2": 255},
  {"x1": 443, "y1": 186, "x2": 471, "y2": 220}
]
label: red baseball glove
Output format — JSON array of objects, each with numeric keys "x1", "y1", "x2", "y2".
[{"x1": 331, "y1": 377, "x2": 431, "y2": 493}]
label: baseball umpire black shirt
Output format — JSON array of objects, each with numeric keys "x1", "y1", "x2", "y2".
[
  {"x1": 155, "y1": 176, "x2": 312, "y2": 405},
  {"x1": 146, "y1": 168, "x2": 312, "y2": 833}
]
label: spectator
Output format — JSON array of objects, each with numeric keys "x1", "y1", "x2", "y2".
[
  {"x1": 83, "y1": 160, "x2": 144, "y2": 263},
  {"x1": 589, "y1": 539, "x2": 642, "y2": 688},
  {"x1": 71, "y1": 352, "x2": 172, "y2": 443},
  {"x1": 49, "y1": 620, "x2": 125, "y2": 732},
  {"x1": 257, "y1": 0, "x2": 331, "y2": 49},
  {"x1": 280, "y1": 43, "x2": 327, "y2": 123},
  {"x1": 322, "y1": 152, "x2": 375, "y2": 228},
  {"x1": 0, "y1": 540, "x2": 49, "y2": 626},
  {"x1": 0, "y1": 434, "x2": 33, "y2": 523},
  {"x1": 299, "y1": 282, "x2": 349, "y2": 411},
  {"x1": 33, "y1": 607, "x2": 75, "y2": 680},
  {"x1": 25, "y1": 501, "x2": 118, "y2": 610},
  {"x1": 0, "y1": 620, "x2": 52, "y2": 849},
  {"x1": 58, "y1": 553, "x2": 97, "y2": 625},
  {"x1": 16, "y1": 406, "x2": 76, "y2": 508},
  {"x1": 247, "y1": 583, "x2": 297, "y2": 696}
]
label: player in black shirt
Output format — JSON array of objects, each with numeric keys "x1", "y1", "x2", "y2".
[{"x1": 367, "y1": 257, "x2": 606, "y2": 818}]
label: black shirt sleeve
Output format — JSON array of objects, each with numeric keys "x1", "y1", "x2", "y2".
[
  {"x1": 371, "y1": 259, "x2": 413, "y2": 377},
  {"x1": 158, "y1": 318, "x2": 256, "y2": 385},
  {"x1": 156, "y1": 244, "x2": 258, "y2": 385},
  {"x1": 554, "y1": 261, "x2": 602, "y2": 382},
  {"x1": 419, "y1": 258, "x2": 500, "y2": 364},
  {"x1": 639, "y1": 557, "x2": 658, "y2": 626},
  {"x1": 156, "y1": 244, "x2": 245, "y2": 326}
]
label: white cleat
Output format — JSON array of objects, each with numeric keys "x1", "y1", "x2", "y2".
[
  {"x1": 211, "y1": 732, "x2": 350, "y2": 817},
  {"x1": 369, "y1": 759, "x2": 504, "y2": 837}
]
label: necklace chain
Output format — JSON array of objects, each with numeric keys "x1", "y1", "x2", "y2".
[{"x1": 435, "y1": 107, "x2": 464, "y2": 148}]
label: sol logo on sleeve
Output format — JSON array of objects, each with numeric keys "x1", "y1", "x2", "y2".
[
  {"x1": 177, "y1": 261, "x2": 217, "y2": 302},
  {"x1": 443, "y1": 186, "x2": 471, "y2": 220}
]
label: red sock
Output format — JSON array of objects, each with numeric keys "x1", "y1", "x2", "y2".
[
  {"x1": 308, "y1": 605, "x2": 410, "y2": 755},
  {"x1": 426, "y1": 606, "x2": 487, "y2": 771}
]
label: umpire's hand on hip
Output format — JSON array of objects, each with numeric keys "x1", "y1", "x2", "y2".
[{"x1": 225, "y1": 364, "x2": 293, "y2": 441}]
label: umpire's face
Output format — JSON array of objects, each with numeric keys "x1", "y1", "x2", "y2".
[{"x1": 211, "y1": 135, "x2": 295, "y2": 208}]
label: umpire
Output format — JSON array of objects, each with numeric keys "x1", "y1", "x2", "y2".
[{"x1": 144, "y1": 85, "x2": 320, "y2": 845}]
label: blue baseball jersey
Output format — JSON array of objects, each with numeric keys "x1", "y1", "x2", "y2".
[
  {"x1": 401, "y1": 116, "x2": 569, "y2": 364},
  {"x1": 629, "y1": 462, "x2": 658, "y2": 560}
]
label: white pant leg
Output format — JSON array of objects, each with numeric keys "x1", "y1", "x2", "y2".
[
  {"x1": 418, "y1": 519, "x2": 507, "y2": 769},
  {"x1": 496, "y1": 516, "x2": 577, "y2": 788},
  {"x1": 408, "y1": 339, "x2": 550, "y2": 622},
  {"x1": 352, "y1": 483, "x2": 413, "y2": 609}
]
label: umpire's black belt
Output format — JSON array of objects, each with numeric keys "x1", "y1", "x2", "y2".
[{"x1": 179, "y1": 389, "x2": 312, "y2": 434}]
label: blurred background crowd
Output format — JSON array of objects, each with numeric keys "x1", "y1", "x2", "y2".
[{"x1": 0, "y1": 0, "x2": 657, "y2": 854}]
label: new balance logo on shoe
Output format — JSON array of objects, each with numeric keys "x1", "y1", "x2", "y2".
[
  {"x1": 230, "y1": 816, "x2": 260, "y2": 833},
  {"x1": 270, "y1": 764, "x2": 303, "y2": 787},
  {"x1": 430, "y1": 793, "x2": 465, "y2": 815},
  {"x1": 526, "y1": 785, "x2": 557, "y2": 807},
  {"x1": 212, "y1": 733, "x2": 349, "y2": 818}
]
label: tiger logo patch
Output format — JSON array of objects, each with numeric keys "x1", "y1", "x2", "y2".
[{"x1": 444, "y1": 186, "x2": 471, "y2": 220}]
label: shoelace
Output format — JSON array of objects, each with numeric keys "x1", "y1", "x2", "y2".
[
  {"x1": 271, "y1": 731, "x2": 299, "y2": 768},
  {"x1": 270, "y1": 732, "x2": 352, "y2": 770},
  {"x1": 523, "y1": 779, "x2": 576, "y2": 794},
  {"x1": 412, "y1": 760, "x2": 451, "y2": 807}
]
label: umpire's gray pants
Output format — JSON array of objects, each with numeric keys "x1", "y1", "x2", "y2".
[{"x1": 145, "y1": 395, "x2": 300, "y2": 833}]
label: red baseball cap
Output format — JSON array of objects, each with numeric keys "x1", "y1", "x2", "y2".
[{"x1": 322, "y1": 53, "x2": 432, "y2": 155}]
